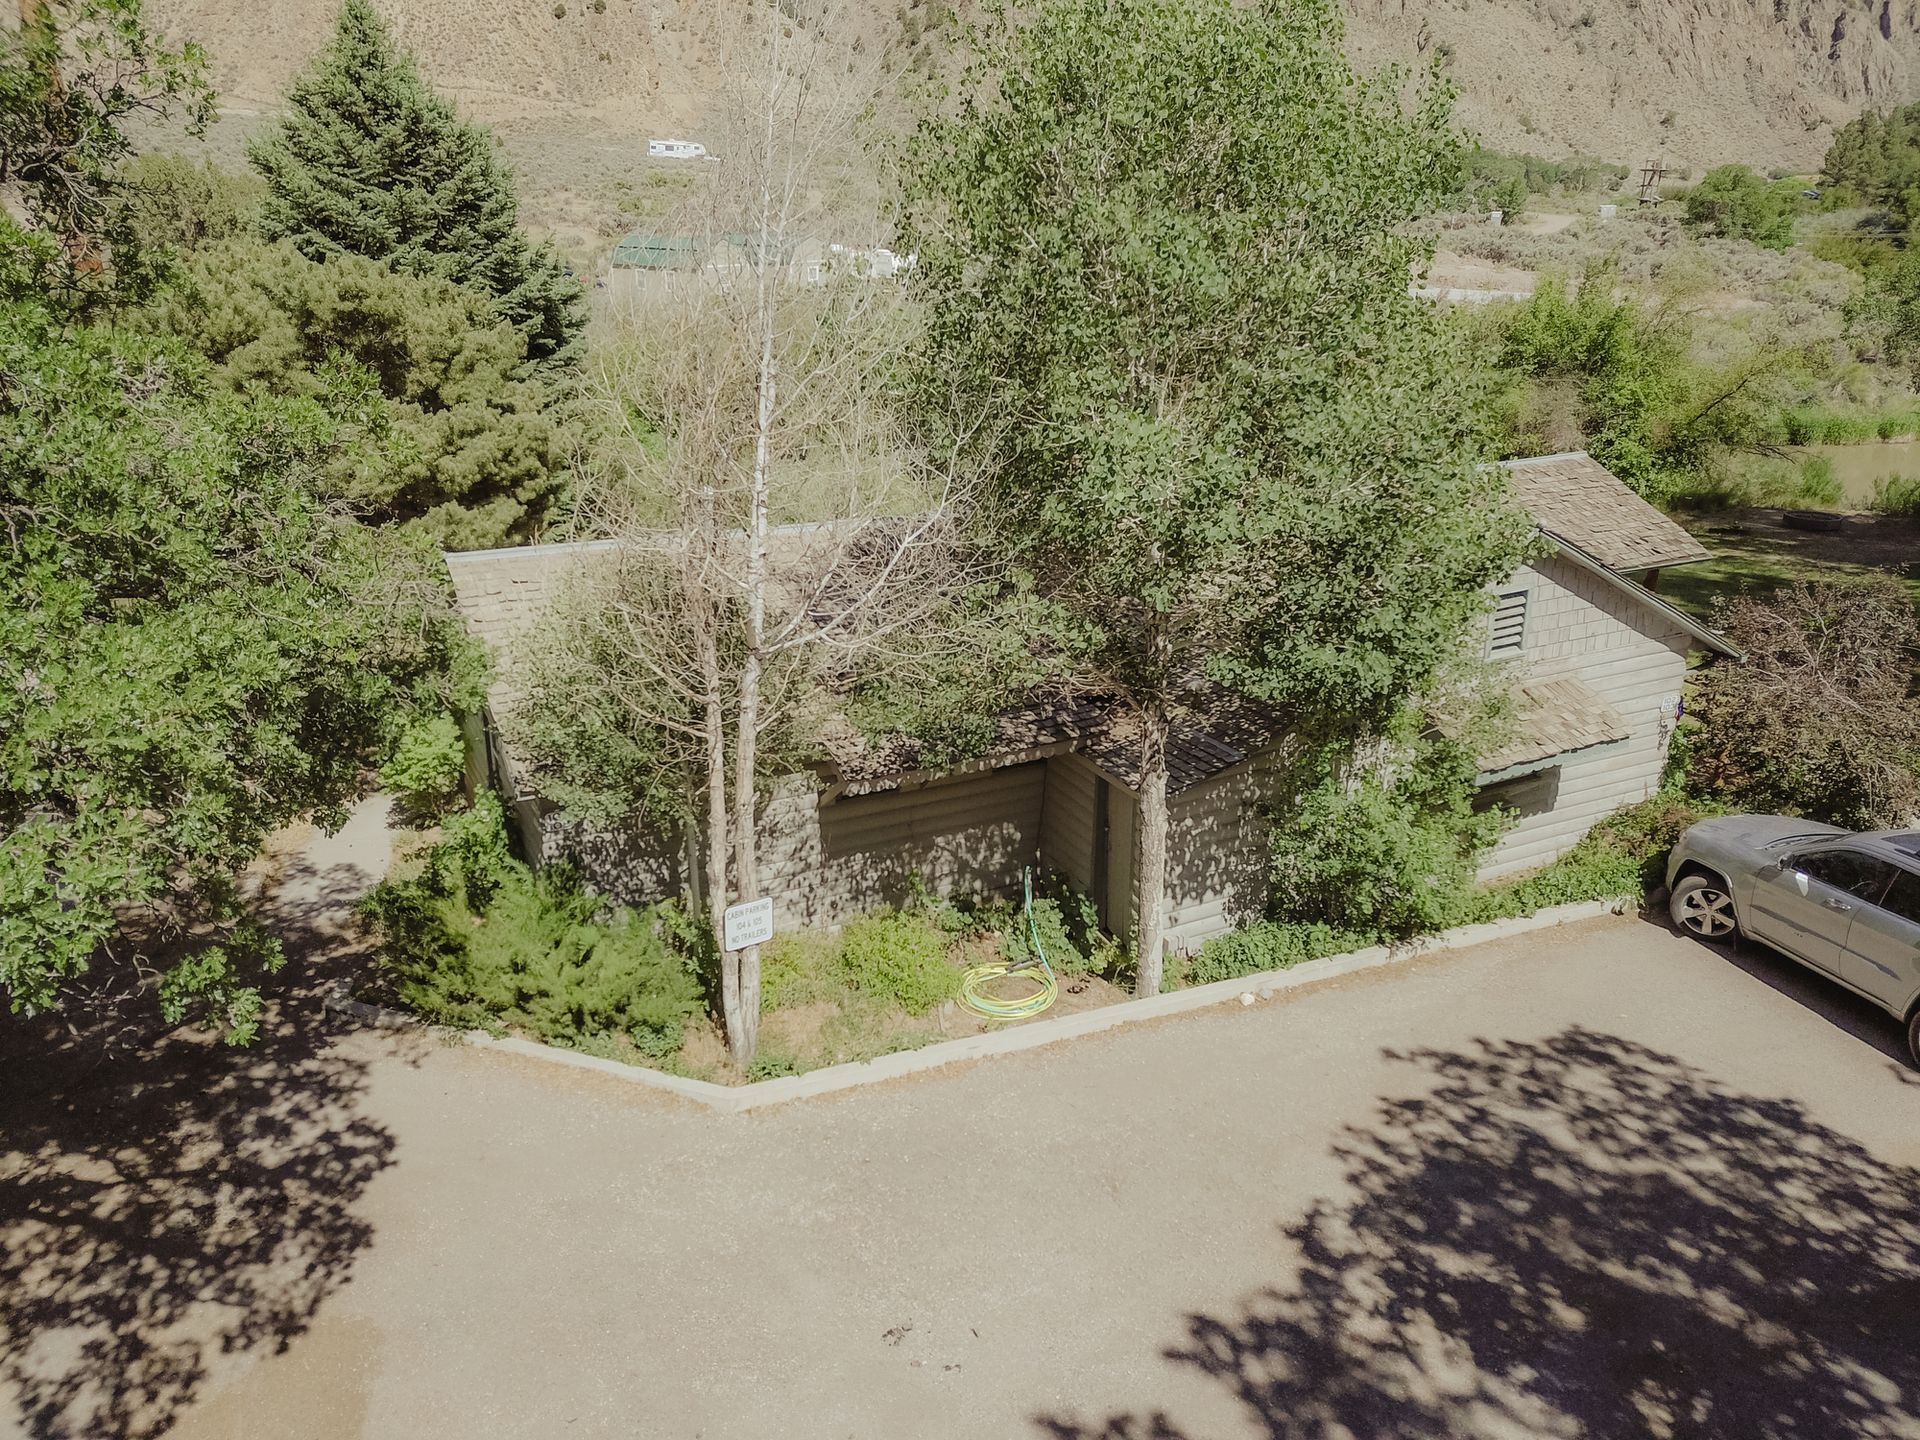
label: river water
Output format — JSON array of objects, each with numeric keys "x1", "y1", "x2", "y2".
[{"x1": 1789, "y1": 441, "x2": 1920, "y2": 507}]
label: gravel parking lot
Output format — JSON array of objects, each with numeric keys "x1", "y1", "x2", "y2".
[{"x1": 8, "y1": 912, "x2": 1920, "y2": 1440}]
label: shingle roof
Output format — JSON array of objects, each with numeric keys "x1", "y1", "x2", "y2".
[
  {"x1": 444, "y1": 540, "x2": 620, "y2": 720},
  {"x1": 1477, "y1": 675, "x2": 1632, "y2": 775},
  {"x1": 819, "y1": 688, "x2": 1290, "y2": 797},
  {"x1": 1501, "y1": 452, "x2": 1711, "y2": 572}
]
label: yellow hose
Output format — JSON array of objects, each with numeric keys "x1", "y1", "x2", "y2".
[
  {"x1": 958, "y1": 959, "x2": 1058, "y2": 1020},
  {"x1": 957, "y1": 868, "x2": 1059, "y2": 1021}
]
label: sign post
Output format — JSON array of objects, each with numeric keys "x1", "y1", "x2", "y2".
[{"x1": 722, "y1": 897, "x2": 775, "y2": 952}]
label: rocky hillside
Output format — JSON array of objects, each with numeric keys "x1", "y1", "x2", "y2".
[
  {"x1": 150, "y1": 0, "x2": 1920, "y2": 175},
  {"x1": 1348, "y1": 0, "x2": 1920, "y2": 173}
]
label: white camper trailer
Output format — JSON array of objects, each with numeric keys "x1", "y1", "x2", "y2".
[{"x1": 647, "y1": 138, "x2": 707, "y2": 160}]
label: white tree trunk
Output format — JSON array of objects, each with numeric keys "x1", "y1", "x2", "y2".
[
  {"x1": 1133, "y1": 705, "x2": 1171, "y2": 998},
  {"x1": 726, "y1": 127, "x2": 780, "y2": 1067},
  {"x1": 701, "y1": 633, "x2": 746, "y2": 1056}
]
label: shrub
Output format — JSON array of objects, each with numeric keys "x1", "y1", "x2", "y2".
[
  {"x1": 1782, "y1": 408, "x2": 1823, "y2": 445},
  {"x1": 758, "y1": 931, "x2": 837, "y2": 1012},
  {"x1": 435, "y1": 790, "x2": 515, "y2": 904},
  {"x1": 1689, "y1": 578, "x2": 1920, "y2": 828},
  {"x1": 1870, "y1": 473, "x2": 1920, "y2": 516},
  {"x1": 1794, "y1": 455, "x2": 1843, "y2": 505},
  {"x1": 1001, "y1": 880, "x2": 1119, "y2": 977},
  {"x1": 1183, "y1": 921, "x2": 1371, "y2": 988},
  {"x1": 747, "y1": 1049, "x2": 800, "y2": 1080},
  {"x1": 1268, "y1": 731, "x2": 1505, "y2": 941},
  {"x1": 379, "y1": 712, "x2": 466, "y2": 814},
  {"x1": 1683, "y1": 165, "x2": 1795, "y2": 249},
  {"x1": 358, "y1": 801, "x2": 705, "y2": 1056},
  {"x1": 835, "y1": 910, "x2": 960, "y2": 1015},
  {"x1": 1188, "y1": 789, "x2": 1725, "y2": 988},
  {"x1": 1466, "y1": 790, "x2": 1726, "y2": 920},
  {"x1": 1821, "y1": 413, "x2": 1878, "y2": 445}
]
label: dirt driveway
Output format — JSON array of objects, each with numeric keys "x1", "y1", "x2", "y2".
[{"x1": 7, "y1": 913, "x2": 1920, "y2": 1440}]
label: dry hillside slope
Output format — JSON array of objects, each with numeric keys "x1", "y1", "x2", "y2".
[{"x1": 150, "y1": 0, "x2": 1920, "y2": 175}]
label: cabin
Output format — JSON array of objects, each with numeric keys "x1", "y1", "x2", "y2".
[
  {"x1": 1474, "y1": 452, "x2": 1736, "y2": 877},
  {"x1": 445, "y1": 452, "x2": 1732, "y2": 955}
]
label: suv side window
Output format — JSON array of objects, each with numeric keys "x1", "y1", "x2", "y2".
[
  {"x1": 1791, "y1": 849, "x2": 1897, "y2": 903},
  {"x1": 1878, "y1": 868, "x2": 1920, "y2": 925}
]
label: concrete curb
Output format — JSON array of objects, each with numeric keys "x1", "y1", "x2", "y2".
[{"x1": 324, "y1": 896, "x2": 1636, "y2": 1114}]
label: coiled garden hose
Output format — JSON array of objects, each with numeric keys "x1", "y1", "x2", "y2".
[{"x1": 958, "y1": 868, "x2": 1059, "y2": 1021}]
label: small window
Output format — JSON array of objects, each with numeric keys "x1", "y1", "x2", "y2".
[
  {"x1": 1488, "y1": 589, "x2": 1529, "y2": 657},
  {"x1": 1876, "y1": 868, "x2": 1920, "y2": 925},
  {"x1": 1473, "y1": 767, "x2": 1558, "y2": 818},
  {"x1": 1789, "y1": 849, "x2": 1897, "y2": 903}
]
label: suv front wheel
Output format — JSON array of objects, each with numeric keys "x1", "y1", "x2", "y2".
[{"x1": 1671, "y1": 873, "x2": 1739, "y2": 941}]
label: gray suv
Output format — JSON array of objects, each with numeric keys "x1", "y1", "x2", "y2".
[{"x1": 1667, "y1": 815, "x2": 1920, "y2": 1066}]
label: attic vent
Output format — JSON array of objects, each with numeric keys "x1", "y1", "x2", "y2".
[{"x1": 1489, "y1": 590, "x2": 1529, "y2": 656}]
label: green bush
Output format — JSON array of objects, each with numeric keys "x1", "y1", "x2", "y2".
[
  {"x1": 834, "y1": 910, "x2": 960, "y2": 1015},
  {"x1": 1870, "y1": 473, "x2": 1920, "y2": 516},
  {"x1": 1186, "y1": 789, "x2": 1726, "y2": 989},
  {"x1": 359, "y1": 802, "x2": 704, "y2": 1056},
  {"x1": 379, "y1": 712, "x2": 466, "y2": 813},
  {"x1": 1001, "y1": 880, "x2": 1120, "y2": 977},
  {"x1": 434, "y1": 790, "x2": 516, "y2": 904},
  {"x1": 1794, "y1": 455, "x2": 1843, "y2": 505},
  {"x1": 759, "y1": 931, "x2": 837, "y2": 1012},
  {"x1": 1779, "y1": 407, "x2": 1902, "y2": 446},
  {"x1": 1268, "y1": 731, "x2": 1505, "y2": 941},
  {"x1": 1465, "y1": 790, "x2": 1728, "y2": 921},
  {"x1": 1782, "y1": 408, "x2": 1822, "y2": 445},
  {"x1": 1183, "y1": 920, "x2": 1372, "y2": 988},
  {"x1": 1683, "y1": 165, "x2": 1795, "y2": 249},
  {"x1": 1823, "y1": 414, "x2": 1879, "y2": 444}
]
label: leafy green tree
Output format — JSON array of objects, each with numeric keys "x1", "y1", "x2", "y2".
[
  {"x1": 0, "y1": 227, "x2": 479, "y2": 1039},
  {"x1": 148, "y1": 239, "x2": 566, "y2": 547},
  {"x1": 1495, "y1": 263, "x2": 1816, "y2": 500},
  {"x1": 1847, "y1": 248, "x2": 1920, "y2": 386},
  {"x1": 0, "y1": 0, "x2": 213, "y2": 293},
  {"x1": 1683, "y1": 164, "x2": 1795, "y2": 249},
  {"x1": 1823, "y1": 102, "x2": 1920, "y2": 225},
  {"x1": 108, "y1": 151, "x2": 262, "y2": 255},
  {"x1": 248, "y1": 0, "x2": 584, "y2": 371},
  {"x1": 903, "y1": 0, "x2": 1531, "y2": 993}
]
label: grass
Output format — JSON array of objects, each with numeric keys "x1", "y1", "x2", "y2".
[{"x1": 1657, "y1": 509, "x2": 1920, "y2": 619}]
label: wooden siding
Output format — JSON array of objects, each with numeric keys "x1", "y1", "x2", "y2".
[
  {"x1": 1039, "y1": 753, "x2": 1101, "y2": 895},
  {"x1": 1478, "y1": 554, "x2": 1690, "y2": 878},
  {"x1": 759, "y1": 763, "x2": 1045, "y2": 929},
  {"x1": 1163, "y1": 747, "x2": 1288, "y2": 951}
]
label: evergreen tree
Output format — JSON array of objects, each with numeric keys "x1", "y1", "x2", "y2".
[
  {"x1": 248, "y1": 0, "x2": 583, "y2": 370},
  {"x1": 151, "y1": 239, "x2": 566, "y2": 549}
]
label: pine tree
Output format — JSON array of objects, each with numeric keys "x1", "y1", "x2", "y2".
[{"x1": 248, "y1": 0, "x2": 583, "y2": 370}]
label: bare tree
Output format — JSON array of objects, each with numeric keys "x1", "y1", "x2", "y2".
[{"x1": 539, "y1": 0, "x2": 977, "y2": 1064}]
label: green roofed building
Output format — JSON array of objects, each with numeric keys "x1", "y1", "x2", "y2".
[{"x1": 611, "y1": 234, "x2": 703, "y2": 270}]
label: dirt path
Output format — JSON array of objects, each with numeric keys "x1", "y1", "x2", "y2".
[
  {"x1": 14, "y1": 912, "x2": 1906, "y2": 1440},
  {"x1": 261, "y1": 792, "x2": 397, "y2": 944}
]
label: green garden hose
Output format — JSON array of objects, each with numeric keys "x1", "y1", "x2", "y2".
[{"x1": 958, "y1": 868, "x2": 1059, "y2": 1021}]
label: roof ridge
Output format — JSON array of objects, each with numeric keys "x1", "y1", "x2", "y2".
[{"x1": 1497, "y1": 450, "x2": 1592, "y2": 467}]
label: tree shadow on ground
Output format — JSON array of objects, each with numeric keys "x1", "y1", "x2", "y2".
[
  {"x1": 0, "y1": 834, "x2": 404, "y2": 1439},
  {"x1": 1038, "y1": 1027, "x2": 1920, "y2": 1440}
]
